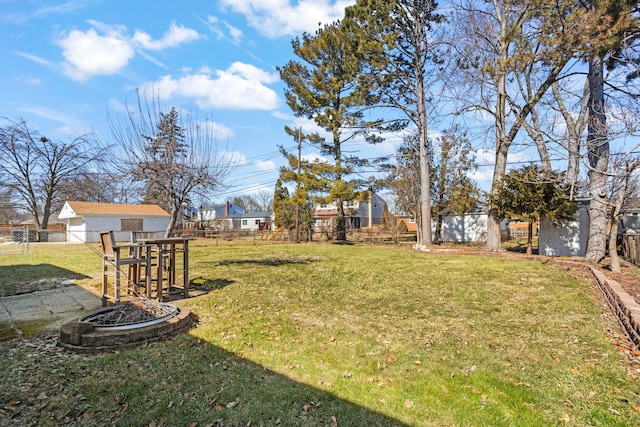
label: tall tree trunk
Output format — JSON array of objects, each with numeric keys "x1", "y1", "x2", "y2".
[
  {"x1": 417, "y1": 59, "x2": 432, "y2": 246},
  {"x1": 336, "y1": 199, "x2": 347, "y2": 241},
  {"x1": 485, "y1": 7, "x2": 509, "y2": 252},
  {"x1": 486, "y1": 64, "x2": 508, "y2": 251},
  {"x1": 552, "y1": 82, "x2": 588, "y2": 201},
  {"x1": 609, "y1": 204, "x2": 621, "y2": 273},
  {"x1": 434, "y1": 214, "x2": 443, "y2": 244},
  {"x1": 585, "y1": 53, "x2": 609, "y2": 262},
  {"x1": 486, "y1": 143, "x2": 508, "y2": 251},
  {"x1": 166, "y1": 208, "x2": 178, "y2": 238},
  {"x1": 523, "y1": 109, "x2": 552, "y2": 174},
  {"x1": 610, "y1": 163, "x2": 639, "y2": 273},
  {"x1": 418, "y1": 131, "x2": 432, "y2": 246}
]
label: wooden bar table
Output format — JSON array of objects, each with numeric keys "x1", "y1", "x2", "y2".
[{"x1": 139, "y1": 237, "x2": 192, "y2": 301}]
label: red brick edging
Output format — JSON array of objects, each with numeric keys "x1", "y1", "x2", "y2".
[
  {"x1": 58, "y1": 306, "x2": 197, "y2": 353},
  {"x1": 551, "y1": 259, "x2": 640, "y2": 349}
]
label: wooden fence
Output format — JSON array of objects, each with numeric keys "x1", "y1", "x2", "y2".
[{"x1": 621, "y1": 233, "x2": 640, "y2": 266}]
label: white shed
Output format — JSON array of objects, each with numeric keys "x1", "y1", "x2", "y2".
[
  {"x1": 59, "y1": 201, "x2": 171, "y2": 243},
  {"x1": 538, "y1": 203, "x2": 589, "y2": 257},
  {"x1": 440, "y1": 213, "x2": 489, "y2": 243}
]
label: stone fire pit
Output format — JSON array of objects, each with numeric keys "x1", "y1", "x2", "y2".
[{"x1": 59, "y1": 299, "x2": 196, "y2": 353}]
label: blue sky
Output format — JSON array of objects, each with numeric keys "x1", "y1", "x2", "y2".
[{"x1": 1, "y1": 0, "x2": 501, "y2": 206}]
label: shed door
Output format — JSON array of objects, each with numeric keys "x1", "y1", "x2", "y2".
[{"x1": 121, "y1": 218, "x2": 143, "y2": 231}]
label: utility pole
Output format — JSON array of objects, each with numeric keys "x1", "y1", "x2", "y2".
[{"x1": 294, "y1": 127, "x2": 301, "y2": 243}]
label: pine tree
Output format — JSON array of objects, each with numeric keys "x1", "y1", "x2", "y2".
[
  {"x1": 278, "y1": 21, "x2": 383, "y2": 240},
  {"x1": 345, "y1": 0, "x2": 444, "y2": 246},
  {"x1": 492, "y1": 165, "x2": 576, "y2": 255}
]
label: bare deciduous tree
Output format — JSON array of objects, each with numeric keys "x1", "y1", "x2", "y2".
[
  {"x1": 0, "y1": 117, "x2": 103, "y2": 233},
  {"x1": 451, "y1": 0, "x2": 576, "y2": 251},
  {"x1": 107, "y1": 93, "x2": 235, "y2": 237}
]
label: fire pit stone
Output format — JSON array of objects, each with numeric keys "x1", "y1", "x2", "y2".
[{"x1": 58, "y1": 300, "x2": 196, "y2": 353}]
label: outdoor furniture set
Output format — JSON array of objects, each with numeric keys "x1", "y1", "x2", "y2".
[{"x1": 100, "y1": 231, "x2": 191, "y2": 306}]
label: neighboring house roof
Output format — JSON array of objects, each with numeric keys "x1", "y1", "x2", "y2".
[
  {"x1": 622, "y1": 197, "x2": 640, "y2": 212},
  {"x1": 59, "y1": 201, "x2": 170, "y2": 218},
  {"x1": 20, "y1": 213, "x2": 65, "y2": 225},
  {"x1": 231, "y1": 211, "x2": 273, "y2": 219}
]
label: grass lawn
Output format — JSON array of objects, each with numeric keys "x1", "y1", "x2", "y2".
[{"x1": 1, "y1": 241, "x2": 640, "y2": 426}]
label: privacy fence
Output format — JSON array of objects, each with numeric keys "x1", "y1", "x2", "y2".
[{"x1": 622, "y1": 233, "x2": 640, "y2": 266}]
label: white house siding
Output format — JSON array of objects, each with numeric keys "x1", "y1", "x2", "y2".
[
  {"x1": 60, "y1": 203, "x2": 170, "y2": 243},
  {"x1": 440, "y1": 214, "x2": 488, "y2": 243},
  {"x1": 539, "y1": 206, "x2": 589, "y2": 257},
  {"x1": 234, "y1": 213, "x2": 272, "y2": 231},
  {"x1": 67, "y1": 216, "x2": 170, "y2": 243},
  {"x1": 355, "y1": 194, "x2": 386, "y2": 227},
  {"x1": 66, "y1": 217, "x2": 87, "y2": 243}
]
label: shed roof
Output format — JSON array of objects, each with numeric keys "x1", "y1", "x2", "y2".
[{"x1": 63, "y1": 201, "x2": 170, "y2": 217}]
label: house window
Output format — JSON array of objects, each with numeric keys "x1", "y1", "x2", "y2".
[
  {"x1": 242, "y1": 220, "x2": 247, "y2": 225},
  {"x1": 121, "y1": 219, "x2": 143, "y2": 231},
  {"x1": 409, "y1": 217, "x2": 416, "y2": 224},
  {"x1": 255, "y1": 219, "x2": 260, "y2": 225},
  {"x1": 320, "y1": 204, "x2": 329, "y2": 209}
]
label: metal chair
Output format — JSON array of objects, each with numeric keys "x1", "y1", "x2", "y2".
[{"x1": 100, "y1": 231, "x2": 151, "y2": 306}]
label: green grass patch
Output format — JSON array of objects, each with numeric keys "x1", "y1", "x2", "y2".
[
  {"x1": 1, "y1": 241, "x2": 639, "y2": 426},
  {"x1": 0, "y1": 243, "x2": 99, "y2": 296}
]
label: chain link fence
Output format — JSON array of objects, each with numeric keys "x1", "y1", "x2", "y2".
[{"x1": 0, "y1": 226, "x2": 30, "y2": 255}]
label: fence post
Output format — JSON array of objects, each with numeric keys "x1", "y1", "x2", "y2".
[{"x1": 23, "y1": 226, "x2": 29, "y2": 255}]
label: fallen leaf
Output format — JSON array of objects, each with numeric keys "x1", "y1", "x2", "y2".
[
  {"x1": 227, "y1": 400, "x2": 238, "y2": 409},
  {"x1": 571, "y1": 367, "x2": 580, "y2": 375},
  {"x1": 551, "y1": 354, "x2": 561, "y2": 364},
  {"x1": 559, "y1": 413, "x2": 570, "y2": 424},
  {"x1": 404, "y1": 399, "x2": 415, "y2": 408},
  {"x1": 609, "y1": 408, "x2": 621, "y2": 415},
  {"x1": 385, "y1": 355, "x2": 396, "y2": 362},
  {"x1": 330, "y1": 415, "x2": 337, "y2": 427},
  {"x1": 564, "y1": 398, "x2": 574, "y2": 408},
  {"x1": 414, "y1": 361, "x2": 422, "y2": 366},
  {"x1": 633, "y1": 405, "x2": 640, "y2": 413}
]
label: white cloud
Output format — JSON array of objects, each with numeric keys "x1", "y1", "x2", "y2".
[
  {"x1": 14, "y1": 75, "x2": 42, "y2": 86},
  {"x1": 17, "y1": 105, "x2": 92, "y2": 136},
  {"x1": 56, "y1": 20, "x2": 202, "y2": 81},
  {"x1": 142, "y1": 62, "x2": 280, "y2": 110},
  {"x1": 14, "y1": 51, "x2": 57, "y2": 69},
  {"x1": 253, "y1": 159, "x2": 276, "y2": 171},
  {"x1": 302, "y1": 152, "x2": 330, "y2": 163},
  {"x1": 271, "y1": 111, "x2": 292, "y2": 120},
  {"x1": 196, "y1": 14, "x2": 244, "y2": 45},
  {"x1": 222, "y1": 150, "x2": 247, "y2": 165},
  {"x1": 225, "y1": 22, "x2": 244, "y2": 44},
  {"x1": 132, "y1": 22, "x2": 202, "y2": 50},
  {"x1": 468, "y1": 148, "x2": 495, "y2": 186},
  {"x1": 219, "y1": 0, "x2": 355, "y2": 38},
  {"x1": 197, "y1": 120, "x2": 235, "y2": 139},
  {"x1": 58, "y1": 28, "x2": 135, "y2": 81}
]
